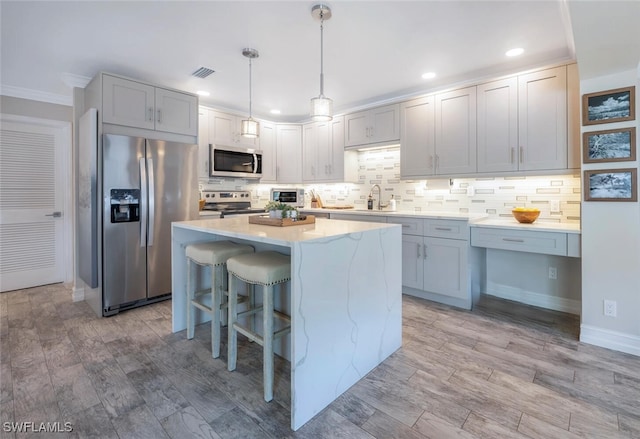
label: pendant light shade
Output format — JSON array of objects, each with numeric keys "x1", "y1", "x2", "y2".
[
  {"x1": 310, "y1": 4, "x2": 333, "y2": 121},
  {"x1": 241, "y1": 48, "x2": 260, "y2": 138}
]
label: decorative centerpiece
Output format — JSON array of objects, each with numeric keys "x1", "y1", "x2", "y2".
[
  {"x1": 512, "y1": 207, "x2": 540, "y2": 224},
  {"x1": 264, "y1": 201, "x2": 298, "y2": 219},
  {"x1": 251, "y1": 201, "x2": 314, "y2": 227}
]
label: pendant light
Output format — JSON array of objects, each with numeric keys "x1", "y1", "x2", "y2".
[
  {"x1": 241, "y1": 48, "x2": 260, "y2": 138},
  {"x1": 310, "y1": 4, "x2": 333, "y2": 121}
]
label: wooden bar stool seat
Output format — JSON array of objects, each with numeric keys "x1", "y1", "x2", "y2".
[
  {"x1": 226, "y1": 251, "x2": 291, "y2": 402},
  {"x1": 185, "y1": 241, "x2": 254, "y2": 358}
]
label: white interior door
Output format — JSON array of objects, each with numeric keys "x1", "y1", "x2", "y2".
[{"x1": 0, "y1": 115, "x2": 71, "y2": 292}]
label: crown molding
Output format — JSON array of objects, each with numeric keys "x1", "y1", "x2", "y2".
[{"x1": 0, "y1": 84, "x2": 72, "y2": 106}]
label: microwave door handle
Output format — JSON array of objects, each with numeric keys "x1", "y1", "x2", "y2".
[{"x1": 253, "y1": 154, "x2": 258, "y2": 174}]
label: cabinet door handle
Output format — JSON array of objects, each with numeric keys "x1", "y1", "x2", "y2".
[
  {"x1": 417, "y1": 244, "x2": 421, "y2": 258},
  {"x1": 148, "y1": 107, "x2": 154, "y2": 121},
  {"x1": 435, "y1": 227, "x2": 451, "y2": 231},
  {"x1": 370, "y1": 126, "x2": 374, "y2": 138},
  {"x1": 511, "y1": 147, "x2": 515, "y2": 164},
  {"x1": 502, "y1": 238, "x2": 525, "y2": 243},
  {"x1": 423, "y1": 244, "x2": 427, "y2": 259},
  {"x1": 157, "y1": 109, "x2": 162, "y2": 123},
  {"x1": 435, "y1": 154, "x2": 440, "y2": 171},
  {"x1": 519, "y1": 146, "x2": 524, "y2": 164},
  {"x1": 402, "y1": 224, "x2": 410, "y2": 228},
  {"x1": 429, "y1": 155, "x2": 434, "y2": 171}
]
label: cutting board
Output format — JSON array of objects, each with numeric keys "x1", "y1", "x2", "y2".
[{"x1": 321, "y1": 206, "x2": 354, "y2": 209}]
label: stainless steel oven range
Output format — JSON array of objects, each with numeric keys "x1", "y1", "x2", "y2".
[{"x1": 200, "y1": 190, "x2": 264, "y2": 218}]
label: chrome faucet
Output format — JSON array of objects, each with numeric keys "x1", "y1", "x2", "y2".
[{"x1": 370, "y1": 184, "x2": 382, "y2": 210}]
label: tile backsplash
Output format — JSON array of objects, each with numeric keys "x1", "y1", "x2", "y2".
[{"x1": 201, "y1": 146, "x2": 581, "y2": 223}]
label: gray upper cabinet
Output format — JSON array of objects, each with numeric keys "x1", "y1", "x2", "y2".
[
  {"x1": 400, "y1": 96, "x2": 435, "y2": 178},
  {"x1": 259, "y1": 121, "x2": 277, "y2": 183},
  {"x1": 303, "y1": 116, "x2": 347, "y2": 183},
  {"x1": 102, "y1": 74, "x2": 197, "y2": 136},
  {"x1": 275, "y1": 124, "x2": 302, "y2": 183},
  {"x1": 402, "y1": 64, "x2": 576, "y2": 179},
  {"x1": 518, "y1": 66, "x2": 567, "y2": 171},
  {"x1": 435, "y1": 86, "x2": 477, "y2": 175},
  {"x1": 477, "y1": 77, "x2": 519, "y2": 173},
  {"x1": 477, "y1": 66, "x2": 570, "y2": 173},
  {"x1": 345, "y1": 104, "x2": 400, "y2": 148},
  {"x1": 400, "y1": 87, "x2": 477, "y2": 178}
]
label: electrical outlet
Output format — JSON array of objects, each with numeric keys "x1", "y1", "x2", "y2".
[
  {"x1": 548, "y1": 266, "x2": 557, "y2": 280},
  {"x1": 550, "y1": 200, "x2": 560, "y2": 212},
  {"x1": 604, "y1": 300, "x2": 617, "y2": 317}
]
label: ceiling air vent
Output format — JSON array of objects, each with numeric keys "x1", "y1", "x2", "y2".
[{"x1": 192, "y1": 67, "x2": 215, "y2": 78}]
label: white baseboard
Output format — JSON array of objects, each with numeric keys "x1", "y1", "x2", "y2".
[
  {"x1": 72, "y1": 286, "x2": 85, "y2": 302},
  {"x1": 580, "y1": 324, "x2": 640, "y2": 357},
  {"x1": 485, "y1": 283, "x2": 581, "y2": 315}
]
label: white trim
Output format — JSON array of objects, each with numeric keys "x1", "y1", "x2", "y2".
[
  {"x1": 0, "y1": 113, "x2": 74, "y2": 284},
  {"x1": 72, "y1": 286, "x2": 85, "y2": 302},
  {"x1": 1, "y1": 84, "x2": 72, "y2": 106},
  {"x1": 485, "y1": 283, "x2": 581, "y2": 315},
  {"x1": 580, "y1": 324, "x2": 640, "y2": 357}
]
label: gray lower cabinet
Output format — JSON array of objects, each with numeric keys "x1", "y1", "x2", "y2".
[
  {"x1": 326, "y1": 212, "x2": 483, "y2": 310},
  {"x1": 388, "y1": 216, "x2": 481, "y2": 309}
]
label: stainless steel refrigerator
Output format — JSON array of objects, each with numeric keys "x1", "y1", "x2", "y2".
[{"x1": 95, "y1": 133, "x2": 198, "y2": 315}]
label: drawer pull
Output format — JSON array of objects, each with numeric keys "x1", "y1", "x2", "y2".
[
  {"x1": 435, "y1": 227, "x2": 452, "y2": 231},
  {"x1": 502, "y1": 238, "x2": 525, "y2": 243},
  {"x1": 402, "y1": 224, "x2": 410, "y2": 228}
]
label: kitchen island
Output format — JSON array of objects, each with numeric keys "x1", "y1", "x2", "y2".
[{"x1": 171, "y1": 216, "x2": 402, "y2": 430}]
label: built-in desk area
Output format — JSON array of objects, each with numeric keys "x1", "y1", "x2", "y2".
[{"x1": 171, "y1": 216, "x2": 402, "y2": 430}]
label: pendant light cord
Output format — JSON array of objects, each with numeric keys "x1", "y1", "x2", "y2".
[
  {"x1": 248, "y1": 57, "x2": 253, "y2": 118},
  {"x1": 319, "y1": 12, "x2": 325, "y2": 97}
]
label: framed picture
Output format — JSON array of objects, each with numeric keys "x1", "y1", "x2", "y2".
[
  {"x1": 583, "y1": 127, "x2": 636, "y2": 163},
  {"x1": 584, "y1": 168, "x2": 637, "y2": 202},
  {"x1": 582, "y1": 86, "x2": 635, "y2": 125}
]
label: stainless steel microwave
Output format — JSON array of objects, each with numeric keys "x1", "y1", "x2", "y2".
[{"x1": 209, "y1": 144, "x2": 262, "y2": 179}]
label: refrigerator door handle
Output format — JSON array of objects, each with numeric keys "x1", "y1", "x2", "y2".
[
  {"x1": 139, "y1": 157, "x2": 147, "y2": 247},
  {"x1": 147, "y1": 157, "x2": 155, "y2": 247}
]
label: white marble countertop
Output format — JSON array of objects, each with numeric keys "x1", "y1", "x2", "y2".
[
  {"x1": 470, "y1": 218, "x2": 581, "y2": 234},
  {"x1": 299, "y1": 207, "x2": 487, "y2": 221},
  {"x1": 173, "y1": 216, "x2": 400, "y2": 246}
]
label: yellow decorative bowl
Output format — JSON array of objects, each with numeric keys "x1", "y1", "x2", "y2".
[{"x1": 512, "y1": 208, "x2": 540, "y2": 224}]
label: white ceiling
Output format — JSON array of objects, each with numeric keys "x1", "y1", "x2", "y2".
[{"x1": 0, "y1": 1, "x2": 634, "y2": 123}]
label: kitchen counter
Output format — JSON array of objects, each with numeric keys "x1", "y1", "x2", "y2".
[
  {"x1": 301, "y1": 208, "x2": 581, "y2": 234},
  {"x1": 470, "y1": 218, "x2": 581, "y2": 234},
  {"x1": 300, "y1": 207, "x2": 487, "y2": 221},
  {"x1": 171, "y1": 217, "x2": 402, "y2": 430}
]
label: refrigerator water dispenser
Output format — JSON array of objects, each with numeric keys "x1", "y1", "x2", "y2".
[{"x1": 110, "y1": 189, "x2": 140, "y2": 223}]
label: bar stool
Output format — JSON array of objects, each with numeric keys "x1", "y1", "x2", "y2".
[
  {"x1": 226, "y1": 251, "x2": 291, "y2": 402},
  {"x1": 186, "y1": 241, "x2": 254, "y2": 358}
]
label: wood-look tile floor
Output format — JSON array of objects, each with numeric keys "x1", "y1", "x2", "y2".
[{"x1": 1, "y1": 284, "x2": 639, "y2": 438}]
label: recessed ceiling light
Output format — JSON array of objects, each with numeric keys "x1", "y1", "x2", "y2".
[
  {"x1": 270, "y1": 109, "x2": 281, "y2": 115},
  {"x1": 421, "y1": 72, "x2": 436, "y2": 80},
  {"x1": 505, "y1": 48, "x2": 524, "y2": 57},
  {"x1": 196, "y1": 90, "x2": 210, "y2": 97}
]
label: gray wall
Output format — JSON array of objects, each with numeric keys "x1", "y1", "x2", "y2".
[{"x1": 0, "y1": 95, "x2": 72, "y2": 121}]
